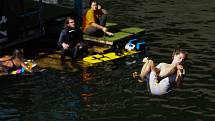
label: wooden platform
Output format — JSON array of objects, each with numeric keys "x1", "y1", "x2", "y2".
[
  {"x1": 84, "y1": 32, "x2": 132, "y2": 45},
  {"x1": 83, "y1": 27, "x2": 144, "y2": 46},
  {"x1": 120, "y1": 27, "x2": 145, "y2": 34},
  {"x1": 106, "y1": 22, "x2": 118, "y2": 28}
]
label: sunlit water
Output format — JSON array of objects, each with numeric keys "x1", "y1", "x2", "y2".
[{"x1": 1, "y1": 0, "x2": 215, "y2": 121}]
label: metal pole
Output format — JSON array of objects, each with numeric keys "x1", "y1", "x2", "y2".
[
  {"x1": 38, "y1": 0, "x2": 45, "y2": 35},
  {"x1": 74, "y1": 0, "x2": 82, "y2": 28}
]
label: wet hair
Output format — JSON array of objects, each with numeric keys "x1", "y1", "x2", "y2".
[
  {"x1": 172, "y1": 48, "x2": 187, "y2": 60},
  {"x1": 64, "y1": 17, "x2": 75, "y2": 28},
  {"x1": 13, "y1": 49, "x2": 24, "y2": 59}
]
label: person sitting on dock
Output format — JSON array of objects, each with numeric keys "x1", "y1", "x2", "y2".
[
  {"x1": 0, "y1": 49, "x2": 32, "y2": 75},
  {"x1": 82, "y1": 0, "x2": 113, "y2": 37},
  {"x1": 133, "y1": 48, "x2": 187, "y2": 95},
  {"x1": 58, "y1": 17, "x2": 83, "y2": 62}
]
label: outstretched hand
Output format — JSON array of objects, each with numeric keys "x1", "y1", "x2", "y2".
[{"x1": 105, "y1": 31, "x2": 114, "y2": 36}]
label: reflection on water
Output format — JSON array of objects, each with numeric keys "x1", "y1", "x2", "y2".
[{"x1": 1, "y1": 0, "x2": 215, "y2": 121}]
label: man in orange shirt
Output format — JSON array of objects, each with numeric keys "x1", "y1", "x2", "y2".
[{"x1": 82, "y1": 0, "x2": 113, "y2": 37}]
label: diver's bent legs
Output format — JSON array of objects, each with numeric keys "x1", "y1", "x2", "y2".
[
  {"x1": 139, "y1": 59, "x2": 152, "y2": 80},
  {"x1": 133, "y1": 58, "x2": 160, "y2": 82}
]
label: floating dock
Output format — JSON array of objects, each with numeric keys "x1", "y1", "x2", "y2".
[{"x1": 83, "y1": 26, "x2": 145, "y2": 46}]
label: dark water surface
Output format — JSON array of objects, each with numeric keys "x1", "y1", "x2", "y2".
[
  {"x1": 1, "y1": 0, "x2": 215, "y2": 121},
  {"x1": 80, "y1": 0, "x2": 215, "y2": 121}
]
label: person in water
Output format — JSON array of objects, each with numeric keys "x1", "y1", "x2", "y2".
[
  {"x1": 58, "y1": 17, "x2": 83, "y2": 62},
  {"x1": 0, "y1": 49, "x2": 32, "y2": 75},
  {"x1": 133, "y1": 48, "x2": 187, "y2": 95},
  {"x1": 82, "y1": 0, "x2": 113, "y2": 37}
]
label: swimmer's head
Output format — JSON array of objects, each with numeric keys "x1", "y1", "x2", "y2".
[{"x1": 172, "y1": 48, "x2": 187, "y2": 64}]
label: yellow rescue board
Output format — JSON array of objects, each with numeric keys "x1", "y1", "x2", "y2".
[{"x1": 83, "y1": 51, "x2": 137, "y2": 64}]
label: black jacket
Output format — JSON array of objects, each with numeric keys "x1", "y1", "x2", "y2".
[{"x1": 58, "y1": 27, "x2": 83, "y2": 48}]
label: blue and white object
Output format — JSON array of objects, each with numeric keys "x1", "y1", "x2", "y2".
[
  {"x1": 128, "y1": 38, "x2": 138, "y2": 44},
  {"x1": 125, "y1": 43, "x2": 135, "y2": 51},
  {"x1": 136, "y1": 41, "x2": 146, "y2": 50},
  {"x1": 125, "y1": 38, "x2": 138, "y2": 51}
]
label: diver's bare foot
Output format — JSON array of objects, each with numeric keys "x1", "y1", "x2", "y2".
[
  {"x1": 137, "y1": 79, "x2": 144, "y2": 83},
  {"x1": 133, "y1": 72, "x2": 144, "y2": 83},
  {"x1": 142, "y1": 57, "x2": 149, "y2": 63},
  {"x1": 105, "y1": 31, "x2": 114, "y2": 36}
]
